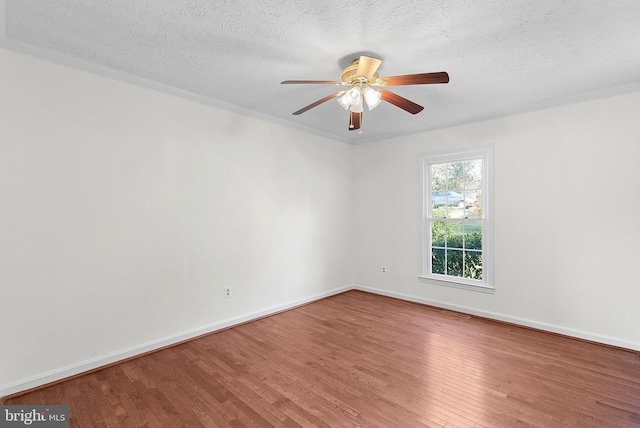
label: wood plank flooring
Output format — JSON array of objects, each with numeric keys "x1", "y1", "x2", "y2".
[{"x1": 4, "y1": 290, "x2": 640, "y2": 427}]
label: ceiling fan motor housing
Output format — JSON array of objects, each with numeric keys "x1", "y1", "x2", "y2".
[{"x1": 341, "y1": 60, "x2": 380, "y2": 86}]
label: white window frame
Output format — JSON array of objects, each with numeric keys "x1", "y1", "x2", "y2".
[{"x1": 419, "y1": 145, "x2": 494, "y2": 293}]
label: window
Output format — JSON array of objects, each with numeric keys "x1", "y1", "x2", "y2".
[{"x1": 420, "y1": 146, "x2": 493, "y2": 293}]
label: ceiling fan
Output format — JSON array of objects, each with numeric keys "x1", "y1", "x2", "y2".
[{"x1": 281, "y1": 55, "x2": 449, "y2": 131}]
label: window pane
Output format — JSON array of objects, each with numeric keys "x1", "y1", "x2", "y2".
[
  {"x1": 446, "y1": 249, "x2": 464, "y2": 277},
  {"x1": 464, "y1": 222, "x2": 482, "y2": 250},
  {"x1": 432, "y1": 248, "x2": 445, "y2": 274},
  {"x1": 431, "y1": 164, "x2": 448, "y2": 191},
  {"x1": 464, "y1": 160, "x2": 482, "y2": 218},
  {"x1": 464, "y1": 189, "x2": 482, "y2": 218},
  {"x1": 446, "y1": 190, "x2": 465, "y2": 218},
  {"x1": 431, "y1": 221, "x2": 446, "y2": 247},
  {"x1": 453, "y1": 209, "x2": 467, "y2": 219},
  {"x1": 445, "y1": 162, "x2": 464, "y2": 191},
  {"x1": 464, "y1": 160, "x2": 482, "y2": 190},
  {"x1": 464, "y1": 251, "x2": 483, "y2": 279},
  {"x1": 447, "y1": 222, "x2": 463, "y2": 249},
  {"x1": 432, "y1": 203, "x2": 447, "y2": 219},
  {"x1": 448, "y1": 207, "x2": 464, "y2": 218}
]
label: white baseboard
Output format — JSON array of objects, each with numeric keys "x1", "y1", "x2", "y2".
[
  {"x1": 0, "y1": 285, "x2": 352, "y2": 399},
  {"x1": 4, "y1": 283, "x2": 638, "y2": 399},
  {"x1": 352, "y1": 284, "x2": 640, "y2": 352}
]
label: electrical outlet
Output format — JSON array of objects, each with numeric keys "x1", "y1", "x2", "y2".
[
  {"x1": 382, "y1": 266, "x2": 387, "y2": 273},
  {"x1": 224, "y1": 286, "x2": 232, "y2": 298}
]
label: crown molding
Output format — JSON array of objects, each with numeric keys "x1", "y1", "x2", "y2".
[{"x1": 0, "y1": 37, "x2": 352, "y2": 145}]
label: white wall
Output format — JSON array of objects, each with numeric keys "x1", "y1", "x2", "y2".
[
  {"x1": 0, "y1": 48, "x2": 354, "y2": 393},
  {"x1": 353, "y1": 91, "x2": 640, "y2": 349},
  {"x1": 2, "y1": 45, "x2": 639, "y2": 398}
]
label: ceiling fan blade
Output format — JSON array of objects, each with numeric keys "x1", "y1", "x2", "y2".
[
  {"x1": 281, "y1": 80, "x2": 341, "y2": 85},
  {"x1": 292, "y1": 92, "x2": 341, "y2": 115},
  {"x1": 356, "y1": 56, "x2": 383, "y2": 80},
  {"x1": 349, "y1": 111, "x2": 362, "y2": 131},
  {"x1": 382, "y1": 72, "x2": 449, "y2": 86},
  {"x1": 380, "y1": 90, "x2": 424, "y2": 114}
]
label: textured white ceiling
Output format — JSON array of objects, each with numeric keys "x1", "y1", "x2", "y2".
[{"x1": 2, "y1": 0, "x2": 639, "y2": 143}]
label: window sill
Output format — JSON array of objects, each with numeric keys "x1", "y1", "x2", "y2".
[{"x1": 418, "y1": 275, "x2": 495, "y2": 294}]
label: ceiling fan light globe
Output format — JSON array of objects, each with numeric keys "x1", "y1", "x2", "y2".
[
  {"x1": 364, "y1": 87, "x2": 382, "y2": 110},
  {"x1": 366, "y1": 100, "x2": 381, "y2": 111},
  {"x1": 350, "y1": 98, "x2": 364, "y2": 113},
  {"x1": 337, "y1": 94, "x2": 351, "y2": 110}
]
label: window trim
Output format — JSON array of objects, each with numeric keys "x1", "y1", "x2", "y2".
[{"x1": 419, "y1": 145, "x2": 494, "y2": 293}]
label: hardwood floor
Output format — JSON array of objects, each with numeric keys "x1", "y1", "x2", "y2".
[{"x1": 5, "y1": 290, "x2": 640, "y2": 427}]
